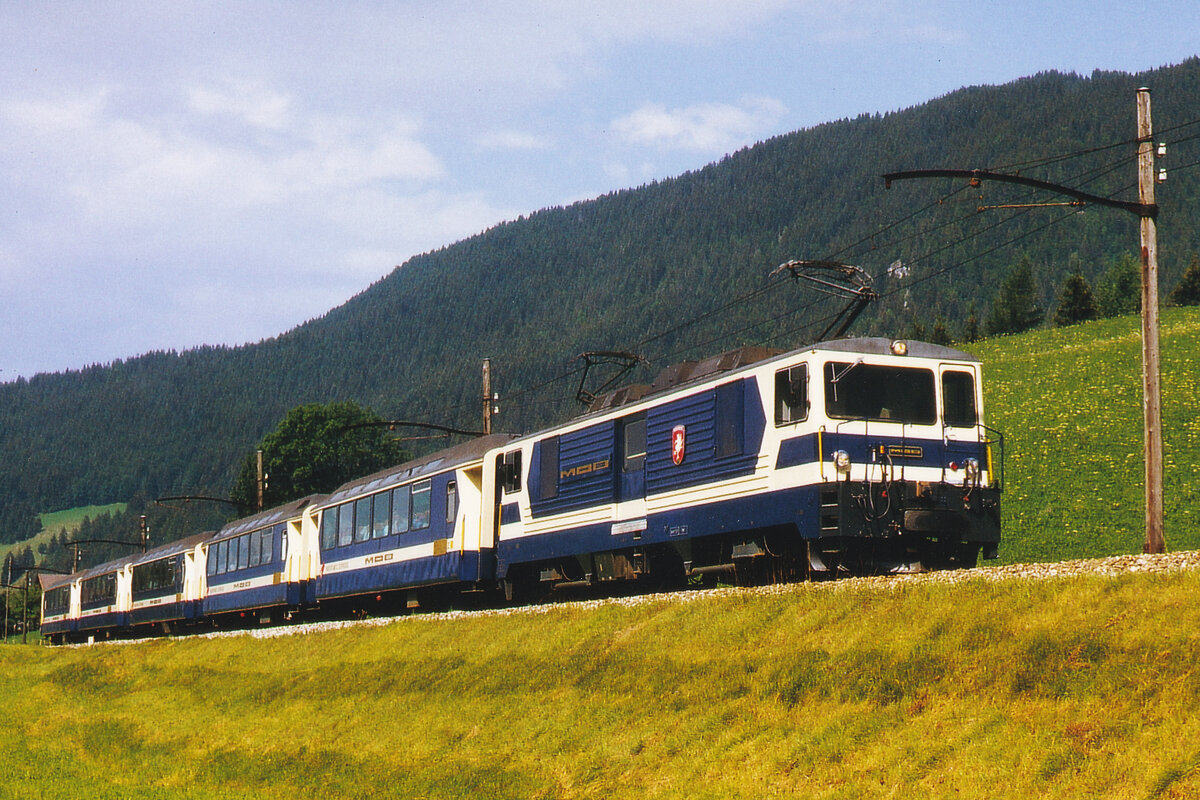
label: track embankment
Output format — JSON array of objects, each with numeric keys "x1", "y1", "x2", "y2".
[{"x1": 179, "y1": 549, "x2": 1200, "y2": 643}]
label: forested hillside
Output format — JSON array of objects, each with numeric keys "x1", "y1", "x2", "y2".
[{"x1": 2, "y1": 60, "x2": 1199, "y2": 533}]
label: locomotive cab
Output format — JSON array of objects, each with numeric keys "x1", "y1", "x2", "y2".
[{"x1": 797, "y1": 338, "x2": 1002, "y2": 573}]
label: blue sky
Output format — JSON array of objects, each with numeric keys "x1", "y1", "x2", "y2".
[{"x1": 2, "y1": 1, "x2": 1198, "y2": 379}]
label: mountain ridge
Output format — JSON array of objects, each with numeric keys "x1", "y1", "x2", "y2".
[{"x1": 2, "y1": 58, "x2": 1198, "y2": 528}]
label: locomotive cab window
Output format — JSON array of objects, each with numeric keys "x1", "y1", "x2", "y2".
[
  {"x1": 774, "y1": 364, "x2": 809, "y2": 425},
  {"x1": 501, "y1": 450, "x2": 522, "y2": 494},
  {"x1": 824, "y1": 362, "x2": 936, "y2": 425},
  {"x1": 942, "y1": 370, "x2": 978, "y2": 427}
]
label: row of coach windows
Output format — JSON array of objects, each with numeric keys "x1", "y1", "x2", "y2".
[
  {"x1": 207, "y1": 526, "x2": 275, "y2": 578},
  {"x1": 81, "y1": 572, "x2": 117, "y2": 606},
  {"x1": 133, "y1": 557, "x2": 178, "y2": 594},
  {"x1": 320, "y1": 478, "x2": 438, "y2": 550}
]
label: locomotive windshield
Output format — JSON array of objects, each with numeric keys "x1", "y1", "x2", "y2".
[{"x1": 824, "y1": 362, "x2": 936, "y2": 424}]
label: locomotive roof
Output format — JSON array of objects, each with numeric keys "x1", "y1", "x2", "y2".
[
  {"x1": 580, "y1": 337, "x2": 978, "y2": 419},
  {"x1": 808, "y1": 337, "x2": 979, "y2": 362},
  {"x1": 323, "y1": 432, "x2": 520, "y2": 507}
]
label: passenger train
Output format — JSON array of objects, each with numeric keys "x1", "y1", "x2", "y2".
[{"x1": 40, "y1": 337, "x2": 1002, "y2": 643}]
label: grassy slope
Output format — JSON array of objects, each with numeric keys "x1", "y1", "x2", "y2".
[
  {"x1": 974, "y1": 305, "x2": 1200, "y2": 564},
  {"x1": 3, "y1": 313, "x2": 1200, "y2": 797},
  {"x1": 0, "y1": 503, "x2": 126, "y2": 566},
  {"x1": 4, "y1": 569, "x2": 1200, "y2": 799}
]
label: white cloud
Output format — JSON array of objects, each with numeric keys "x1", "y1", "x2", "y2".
[
  {"x1": 188, "y1": 82, "x2": 292, "y2": 130},
  {"x1": 476, "y1": 130, "x2": 553, "y2": 152},
  {"x1": 611, "y1": 96, "x2": 787, "y2": 154}
]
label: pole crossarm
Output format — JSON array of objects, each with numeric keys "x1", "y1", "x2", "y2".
[
  {"x1": 339, "y1": 420, "x2": 487, "y2": 438},
  {"x1": 156, "y1": 494, "x2": 240, "y2": 507},
  {"x1": 883, "y1": 168, "x2": 1157, "y2": 219}
]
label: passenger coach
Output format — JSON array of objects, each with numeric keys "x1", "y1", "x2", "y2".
[{"x1": 312, "y1": 433, "x2": 517, "y2": 611}]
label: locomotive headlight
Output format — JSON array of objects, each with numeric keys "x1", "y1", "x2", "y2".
[
  {"x1": 833, "y1": 450, "x2": 852, "y2": 475},
  {"x1": 963, "y1": 458, "x2": 980, "y2": 480},
  {"x1": 891, "y1": 340, "x2": 908, "y2": 356}
]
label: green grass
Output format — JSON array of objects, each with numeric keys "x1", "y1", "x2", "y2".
[
  {"x1": 971, "y1": 306, "x2": 1200, "y2": 564},
  {"x1": 6, "y1": 569, "x2": 1200, "y2": 798},
  {"x1": 0, "y1": 502, "x2": 127, "y2": 567},
  {"x1": 37, "y1": 503, "x2": 128, "y2": 532},
  {"x1": 4, "y1": 312, "x2": 1200, "y2": 796}
]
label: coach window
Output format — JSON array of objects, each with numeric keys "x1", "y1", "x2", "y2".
[
  {"x1": 372, "y1": 492, "x2": 391, "y2": 539},
  {"x1": 775, "y1": 364, "x2": 809, "y2": 426},
  {"x1": 392, "y1": 486, "x2": 411, "y2": 534},
  {"x1": 207, "y1": 547, "x2": 217, "y2": 577},
  {"x1": 355, "y1": 497, "x2": 372, "y2": 543},
  {"x1": 321, "y1": 507, "x2": 337, "y2": 550},
  {"x1": 218, "y1": 539, "x2": 230, "y2": 574},
  {"x1": 249, "y1": 527, "x2": 262, "y2": 565},
  {"x1": 411, "y1": 480, "x2": 432, "y2": 530},
  {"x1": 337, "y1": 502, "x2": 354, "y2": 547},
  {"x1": 238, "y1": 534, "x2": 251, "y2": 570},
  {"x1": 942, "y1": 370, "x2": 977, "y2": 428},
  {"x1": 623, "y1": 416, "x2": 646, "y2": 472},
  {"x1": 446, "y1": 481, "x2": 458, "y2": 524},
  {"x1": 261, "y1": 526, "x2": 274, "y2": 563}
]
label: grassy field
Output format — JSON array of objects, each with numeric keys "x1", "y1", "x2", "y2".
[
  {"x1": 0, "y1": 502, "x2": 127, "y2": 567},
  {"x1": 3, "y1": 566, "x2": 1200, "y2": 799},
  {"x1": 973, "y1": 306, "x2": 1200, "y2": 564},
  {"x1": 2, "y1": 311, "x2": 1200, "y2": 796}
]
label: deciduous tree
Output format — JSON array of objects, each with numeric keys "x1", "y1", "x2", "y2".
[{"x1": 230, "y1": 401, "x2": 410, "y2": 511}]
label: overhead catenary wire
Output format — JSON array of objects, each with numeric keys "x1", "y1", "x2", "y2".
[{"x1": 448, "y1": 126, "x2": 1200, "y2": 431}]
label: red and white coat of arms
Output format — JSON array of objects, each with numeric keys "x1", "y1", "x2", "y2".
[{"x1": 671, "y1": 425, "x2": 686, "y2": 465}]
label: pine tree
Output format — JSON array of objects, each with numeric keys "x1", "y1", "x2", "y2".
[
  {"x1": 930, "y1": 317, "x2": 953, "y2": 345},
  {"x1": 986, "y1": 256, "x2": 1043, "y2": 335},
  {"x1": 1053, "y1": 272, "x2": 1099, "y2": 326},
  {"x1": 1097, "y1": 252, "x2": 1141, "y2": 317},
  {"x1": 1169, "y1": 252, "x2": 1200, "y2": 306},
  {"x1": 962, "y1": 303, "x2": 981, "y2": 343}
]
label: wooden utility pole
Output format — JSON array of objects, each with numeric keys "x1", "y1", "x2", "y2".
[
  {"x1": 1137, "y1": 87, "x2": 1165, "y2": 554},
  {"x1": 883, "y1": 87, "x2": 1168, "y2": 556},
  {"x1": 256, "y1": 449, "x2": 265, "y2": 512},
  {"x1": 481, "y1": 359, "x2": 493, "y2": 436}
]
